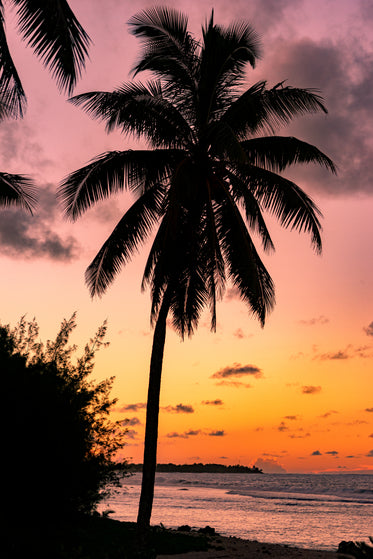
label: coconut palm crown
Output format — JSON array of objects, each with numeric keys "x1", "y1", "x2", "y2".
[{"x1": 58, "y1": 7, "x2": 335, "y2": 527}]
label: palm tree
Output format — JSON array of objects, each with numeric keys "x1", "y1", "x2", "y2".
[
  {"x1": 0, "y1": 0, "x2": 91, "y2": 211},
  {"x1": 0, "y1": 0, "x2": 91, "y2": 118},
  {"x1": 58, "y1": 7, "x2": 335, "y2": 529}
]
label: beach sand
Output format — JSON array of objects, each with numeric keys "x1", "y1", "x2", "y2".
[{"x1": 158, "y1": 534, "x2": 353, "y2": 559}]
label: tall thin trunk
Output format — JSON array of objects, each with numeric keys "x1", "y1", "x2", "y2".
[{"x1": 137, "y1": 292, "x2": 171, "y2": 529}]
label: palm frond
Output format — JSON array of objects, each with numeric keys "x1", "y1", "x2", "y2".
[
  {"x1": 198, "y1": 13, "x2": 261, "y2": 124},
  {"x1": 0, "y1": 15, "x2": 26, "y2": 119},
  {"x1": 58, "y1": 149, "x2": 179, "y2": 220},
  {"x1": 170, "y1": 257, "x2": 208, "y2": 338},
  {"x1": 142, "y1": 169, "x2": 207, "y2": 329},
  {"x1": 226, "y1": 168, "x2": 275, "y2": 252},
  {"x1": 169, "y1": 196, "x2": 223, "y2": 337},
  {"x1": 216, "y1": 188, "x2": 275, "y2": 326},
  {"x1": 69, "y1": 82, "x2": 194, "y2": 148},
  {"x1": 221, "y1": 80, "x2": 268, "y2": 135},
  {"x1": 13, "y1": 0, "x2": 91, "y2": 94},
  {"x1": 142, "y1": 216, "x2": 174, "y2": 325},
  {"x1": 0, "y1": 171, "x2": 37, "y2": 212},
  {"x1": 241, "y1": 136, "x2": 336, "y2": 174},
  {"x1": 260, "y1": 85, "x2": 328, "y2": 129},
  {"x1": 128, "y1": 6, "x2": 193, "y2": 72},
  {"x1": 243, "y1": 165, "x2": 323, "y2": 252},
  {"x1": 128, "y1": 6, "x2": 198, "y2": 110},
  {"x1": 85, "y1": 184, "x2": 164, "y2": 297},
  {"x1": 207, "y1": 121, "x2": 248, "y2": 164},
  {"x1": 204, "y1": 185, "x2": 226, "y2": 330},
  {"x1": 223, "y1": 83, "x2": 329, "y2": 137},
  {"x1": 203, "y1": 14, "x2": 261, "y2": 74}
]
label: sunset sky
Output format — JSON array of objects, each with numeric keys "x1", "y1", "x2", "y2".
[{"x1": 1, "y1": 0, "x2": 372, "y2": 474}]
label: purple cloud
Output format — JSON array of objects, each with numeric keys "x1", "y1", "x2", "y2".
[
  {"x1": 118, "y1": 403, "x2": 146, "y2": 412},
  {"x1": 166, "y1": 432, "x2": 188, "y2": 439},
  {"x1": 125, "y1": 429, "x2": 138, "y2": 440},
  {"x1": 302, "y1": 385, "x2": 322, "y2": 395},
  {"x1": 215, "y1": 380, "x2": 252, "y2": 388},
  {"x1": 319, "y1": 410, "x2": 338, "y2": 418},
  {"x1": 163, "y1": 404, "x2": 194, "y2": 414},
  {"x1": 318, "y1": 350, "x2": 349, "y2": 361},
  {"x1": 166, "y1": 429, "x2": 201, "y2": 439},
  {"x1": 233, "y1": 328, "x2": 245, "y2": 339},
  {"x1": 202, "y1": 399, "x2": 224, "y2": 406},
  {"x1": 122, "y1": 417, "x2": 141, "y2": 426},
  {"x1": 211, "y1": 363, "x2": 262, "y2": 379},
  {"x1": 298, "y1": 316, "x2": 329, "y2": 326},
  {"x1": 278, "y1": 422, "x2": 288, "y2": 432}
]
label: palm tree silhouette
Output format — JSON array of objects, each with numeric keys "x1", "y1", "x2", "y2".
[
  {"x1": 0, "y1": 171, "x2": 35, "y2": 212},
  {"x1": 0, "y1": 0, "x2": 91, "y2": 211},
  {"x1": 58, "y1": 7, "x2": 335, "y2": 529}
]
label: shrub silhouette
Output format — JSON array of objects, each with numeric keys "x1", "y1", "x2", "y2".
[{"x1": 1, "y1": 314, "x2": 127, "y2": 538}]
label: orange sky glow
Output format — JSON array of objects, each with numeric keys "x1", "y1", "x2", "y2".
[{"x1": 0, "y1": 0, "x2": 372, "y2": 474}]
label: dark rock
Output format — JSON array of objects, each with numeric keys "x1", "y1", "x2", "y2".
[
  {"x1": 177, "y1": 525, "x2": 192, "y2": 532},
  {"x1": 198, "y1": 526, "x2": 216, "y2": 535}
]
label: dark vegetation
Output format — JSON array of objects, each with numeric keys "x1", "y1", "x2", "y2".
[
  {"x1": 129, "y1": 462, "x2": 263, "y2": 473},
  {"x1": 1, "y1": 315, "x2": 212, "y2": 558},
  {"x1": 338, "y1": 538, "x2": 373, "y2": 558},
  {"x1": 0, "y1": 315, "x2": 128, "y2": 556},
  {"x1": 4, "y1": 517, "x2": 209, "y2": 559}
]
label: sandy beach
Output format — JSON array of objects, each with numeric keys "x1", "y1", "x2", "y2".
[{"x1": 158, "y1": 534, "x2": 353, "y2": 559}]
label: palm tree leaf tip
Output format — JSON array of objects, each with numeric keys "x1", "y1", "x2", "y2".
[
  {"x1": 14, "y1": 0, "x2": 91, "y2": 94},
  {"x1": 84, "y1": 183, "x2": 163, "y2": 297},
  {"x1": 0, "y1": 172, "x2": 37, "y2": 213},
  {"x1": 0, "y1": 17, "x2": 26, "y2": 119}
]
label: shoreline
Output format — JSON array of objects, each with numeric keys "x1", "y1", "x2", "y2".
[{"x1": 157, "y1": 532, "x2": 354, "y2": 559}]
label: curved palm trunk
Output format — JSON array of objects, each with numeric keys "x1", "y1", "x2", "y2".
[{"x1": 137, "y1": 292, "x2": 171, "y2": 529}]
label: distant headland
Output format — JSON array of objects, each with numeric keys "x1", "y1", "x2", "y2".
[{"x1": 128, "y1": 462, "x2": 263, "y2": 474}]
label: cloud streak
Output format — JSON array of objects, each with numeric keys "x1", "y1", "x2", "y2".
[
  {"x1": 315, "y1": 345, "x2": 373, "y2": 361},
  {"x1": 301, "y1": 385, "x2": 322, "y2": 395},
  {"x1": 117, "y1": 403, "x2": 146, "y2": 412},
  {"x1": 215, "y1": 380, "x2": 252, "y2": 388},
  {"x1": 211, "y1": 363, "x2": 262, "y2": 379},
  {"x1": 162, "y1": 404, "x2": 194, "y2": 414},
  {"x1": 0, "y1": 201, "x2": 78, "y2": 261},
  {"x1": 298, "y1": 315, "x2": 329, "y2": 326},
  {"x1": 319, "y1": 410, "x2": 338, "y2": 418},
  {"x1": 122, "y1": 417, "x2": 141, "y2": 426},
  {"x1": 165, "y1": 429, "x2": 223, "y2": 438}
]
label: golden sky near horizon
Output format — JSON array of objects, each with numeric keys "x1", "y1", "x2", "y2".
[{"x1": 0, "y1": 0, "x2": 372, "y2": 473}]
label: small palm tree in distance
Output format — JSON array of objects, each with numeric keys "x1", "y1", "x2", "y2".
[{"x1": 58, "y1": 7, "x2": 336, "y2": 529}]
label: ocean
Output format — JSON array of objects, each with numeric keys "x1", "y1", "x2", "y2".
[{"x1": 100, "y1": 472, "x2": 373, "y2": 551}]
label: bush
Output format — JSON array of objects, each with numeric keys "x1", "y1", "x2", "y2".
[
  {"x1": 1, "y1": 314, "x2": 127, "y2": 540},
  {"x1": 338, "y1": 538, "x2": 373, "y2": 558}
]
